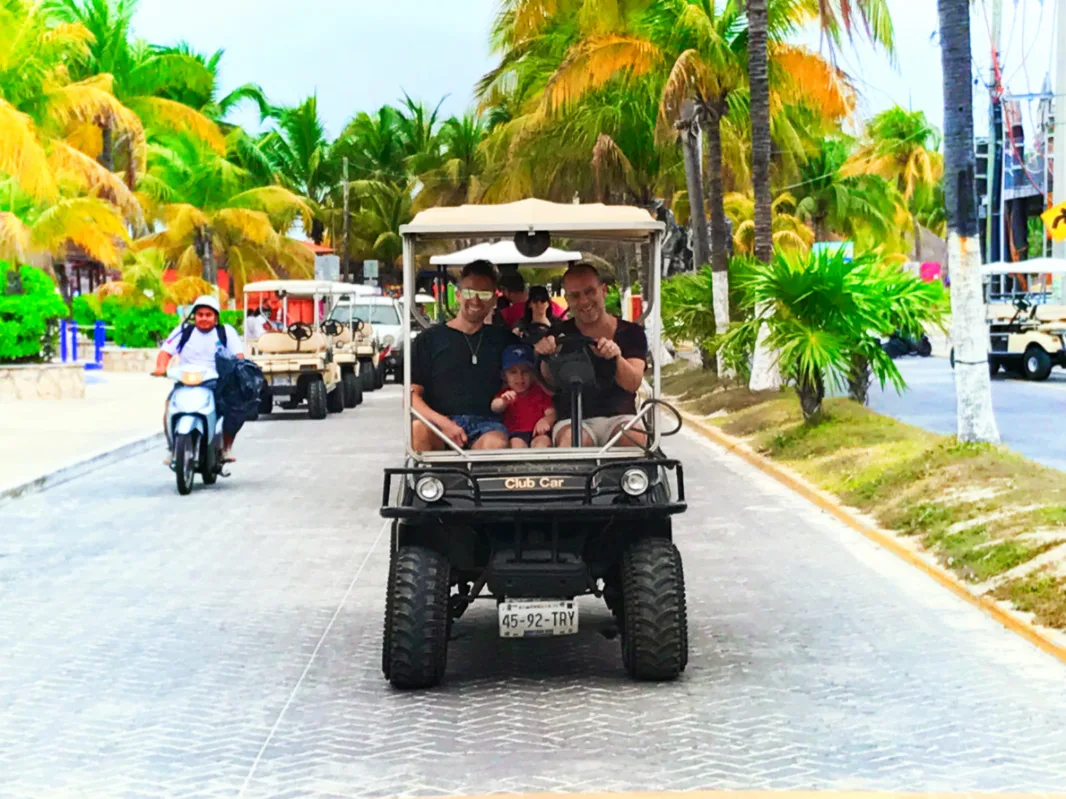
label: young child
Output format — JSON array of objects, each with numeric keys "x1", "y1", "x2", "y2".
[{"x1": 491, "y1": 343, "x2": 556, "y2": 448}]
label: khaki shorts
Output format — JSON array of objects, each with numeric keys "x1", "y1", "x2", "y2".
[{"x1": 552, "y1": 414, "x2": 644, "y2": 447}]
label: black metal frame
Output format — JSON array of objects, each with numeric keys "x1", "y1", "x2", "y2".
[{"x1": 381, "y1": 458, "x2": 686, "y2": 520}]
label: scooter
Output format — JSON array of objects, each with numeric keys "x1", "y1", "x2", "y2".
[{"x1": 163, "y1": 364, "x2": 227, "y2": 495}]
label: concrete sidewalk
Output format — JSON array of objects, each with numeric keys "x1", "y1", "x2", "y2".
[{"x1": 0, "y1": 371, "x2": 170, "y2": 498}]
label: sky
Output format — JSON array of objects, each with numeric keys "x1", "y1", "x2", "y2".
[{"x1": 130, "y1": 0, "x2": 1059, "y2": 142}]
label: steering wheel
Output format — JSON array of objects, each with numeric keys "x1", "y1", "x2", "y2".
[
  {"x1": 321, "y1": 319, "x2": 344, "y2": 336},
  {"x1": 287, "y1": 322, "x2": 313, "y2": 342},
  {"x1": 554, "y1": 332, "x2": 600, "y2": 353},
  {"x1": 351, "y1": 318, "x2": 366, "y2": 333},
  {"x1": 522, "y1": 321, "x2": 554, "y2": 345}
]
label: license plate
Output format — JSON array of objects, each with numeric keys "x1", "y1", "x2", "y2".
[
  {"x1": 498, "y1": 599, "x2": 578, "y2": 638},
  {"x1": 271, "y1": 375, "x2": 293, "y2": 386}
]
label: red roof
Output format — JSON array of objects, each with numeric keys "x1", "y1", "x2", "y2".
[{"x1": 302, "y1": 241, "x2": 335, "y2": 255}]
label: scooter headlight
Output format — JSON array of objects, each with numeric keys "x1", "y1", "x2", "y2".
[
  {"x1": 620, "y1": 467, "x2": 650, "y2": 496},
  {"x1": 415, "y1": 475, "x2": 445, "y2": 503}
]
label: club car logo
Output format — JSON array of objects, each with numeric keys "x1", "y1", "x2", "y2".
[{"x1": 481, "y1": 475, "x2": 583, "y2": 492}]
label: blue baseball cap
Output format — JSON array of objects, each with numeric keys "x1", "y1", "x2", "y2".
[{"x1": 501, "y1": 343, "x2": 535, "y2": 372}]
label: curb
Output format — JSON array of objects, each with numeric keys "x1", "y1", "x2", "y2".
[
  {"x1": 0, "y1": 432, "x2": 165, "y2": 507},
  {"x1": 680, "y1": 410, "x2": 1066, "y2": 669}
]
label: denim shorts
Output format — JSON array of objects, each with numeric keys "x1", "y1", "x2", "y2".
[{"x1": 449, "y1": 415, "x2": 508, "y2": 445}]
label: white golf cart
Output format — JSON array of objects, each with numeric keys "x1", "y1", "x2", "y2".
[
  {"x1": 380, "y1": 198, "x2": 688, "y2": 689},
  {"x1": 957, "y1": 259, "x2": 1066, "y2": 380},
  {"x1": 243, "y1": 280, "x2": 345, "y2": 419}
]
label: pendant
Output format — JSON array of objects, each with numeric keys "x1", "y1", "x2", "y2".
[{"x1": 471, "y1": 355, "x2": 478, "y2": 365}]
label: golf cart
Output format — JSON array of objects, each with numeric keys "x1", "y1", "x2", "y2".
[
  {"x1": 953, "y1": 259, "x2": 1066, "y2": 380},
  {"x1": 325, "y1": 282, "x2": 382, "y2": 406},
  {"x1": 244, "y1": 280, "x2": 345, "y2": 419},
  {"x1": 332, "y1": 293, "x2": 398, "y2": 389},
  {"x1": 380, "y1": 198, "x2": 688, "y2": 689}
]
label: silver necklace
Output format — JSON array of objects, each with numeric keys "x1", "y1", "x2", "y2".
[{"x1": 462, "y1": 328, "x2": 485, "y2": 365}]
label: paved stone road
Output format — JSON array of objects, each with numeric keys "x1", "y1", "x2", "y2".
[{"x1": 2, "y1": 386, "x2": 1066, "y2": 799}]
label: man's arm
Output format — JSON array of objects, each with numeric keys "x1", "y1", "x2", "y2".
[{"x1": 614, "y1": 356, "x2": 645, "y2": 393}]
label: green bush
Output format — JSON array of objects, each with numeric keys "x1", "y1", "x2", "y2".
[
  {"x1": 0, "y1": 263, "x2": 68, "y2": 363},
  {"x1": 71, "y1": 294, "x2": 102, "y2": 327},
  {"x1": 220, "y1": 310, "x2": 244, "y2": 335}
]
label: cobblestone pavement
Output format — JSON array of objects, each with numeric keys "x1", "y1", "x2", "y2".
[{"x1": 2, "y1": 386, "x2": 1066, "y2": 798}]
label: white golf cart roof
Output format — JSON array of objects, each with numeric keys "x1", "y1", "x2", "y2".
[
  {"x1": 401, "y1": 198, "x2": 663, "y2": 239},
  {"x1": 982, "y1": 258, "x2": 1066, "y2": 276},
  {"x1": 243, "y1": 279, "x2": 337, "y2": 295},
  {"x1": 324, "y1": 282, "x2": 378, "y2": 296},
  {"x1": 430, "y1": 240, "x2": 582, "y2": 266}
]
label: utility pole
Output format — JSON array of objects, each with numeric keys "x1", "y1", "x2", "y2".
[
  {"x1": 1054, "y1": 0, "x2": 1066, "y2": 259},
  {"x1": 342, "y1": 157, "x2": 351, "y2": 282},
  {"x1": 985, "y1": 0, "x2": 1003, "y2": 263}
]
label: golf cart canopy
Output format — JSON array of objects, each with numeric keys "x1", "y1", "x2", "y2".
[
  {"x1": 981, "y1": 258, "x2": 1066, "y2": 276},
  {"x1": 401, "y1": 198, "x2": 664, "y2": 240},
  {"x1": 324, "y1": 282, "x2": 379, "y2": 297},
  {"x1": 244, "y1": 279, "x2": 338, "y2": 295},
  {"x1": 430, "y1": 240, "x2": 582, "y2": 266}
]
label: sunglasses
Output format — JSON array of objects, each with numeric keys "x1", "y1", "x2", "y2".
[{"x1": 459, "y1": 288, "x2": 495, "y2": 301}]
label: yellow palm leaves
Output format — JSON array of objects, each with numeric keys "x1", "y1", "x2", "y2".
[
  {"x1": 30, "y1": 197, "x2": 130, "y2": 266},
  {"x1": 0, "y1": 99, "x2": 57, "y2": 201}
]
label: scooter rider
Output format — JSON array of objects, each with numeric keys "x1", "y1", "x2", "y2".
[{"x1": 152, "y1": 295, "x2": 245, "y2": 462}]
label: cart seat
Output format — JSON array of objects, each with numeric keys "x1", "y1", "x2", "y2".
[
  {"x1": 1033, "y1": 304, "x2": 1066, "y2": 322},
  {"x1": 256, "y1": 331, "x2": 329, "y2": 354},
  {"x1": 333, "y1": 327, "x2": 353, "y2": 344},
  {"x1": 986, "y1": 303, "x2": 1018, "y2": 322}
]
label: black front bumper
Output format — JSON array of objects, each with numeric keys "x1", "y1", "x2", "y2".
[{"x1": 380, "y1": 459, "x2": 686, "y2": 521}]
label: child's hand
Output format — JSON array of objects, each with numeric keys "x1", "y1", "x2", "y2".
[
  {"x1": 498, "y1": 390, "x2": 517, "y2": 406},
  {"x1": 533, "y1": 416, "x2": 552, "y2": 436}
]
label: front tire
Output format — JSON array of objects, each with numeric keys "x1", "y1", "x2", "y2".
[
  {"x1": 620, "y1": 537, "x2": 688, "y2": 681},
  {"x1": 375, "y1": 362, "x2": 386, "y2": 389},
  {"x1": 343, "y1": 370, "x2": 362, "y2": 408},
  {"x1": 382, "y1": 546, "x2": 450, "y2": 689},
  {"x1": 327, "y1": 382, "x2": 345, "y2": 414},
  {"x1": 1022, "y1": 346, "x2": 1052, "y2": 381},
  {"x1": 360, "y1": 361, "x2": 376, "y2": 392},
  {"x1": 174, "y1": 432, "x2": 197, "y2": 496},
  {"x1": 307, "y1": 378, "x2": 328, "y2": 419}
]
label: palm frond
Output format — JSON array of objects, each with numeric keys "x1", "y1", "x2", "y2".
[
  {"x1": 129, "y1": 97, "x2": 226, "y2": 153},
  {"x1": 543, "y1": 35, "x2": 661, "y2": 112},
  {"x1": 0, "y1": 99, "x2": 58, "y2": 201},
  {"x1": 31, "y1": 197, "x2": 130, "y2": 267}
]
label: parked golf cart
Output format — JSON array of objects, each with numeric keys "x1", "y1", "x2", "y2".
[
  {"x1": 244, "y1": 280, "x2": 345, "y2": 419},
  {"x1": 950, "y1": 259, "x2": 1066, "y2": 380},
  {"x1": 380, "y1": 198, "x2": 688, "y2": 689},
  {"x1": 332, "y1": 294, "x2": 398, "y2": 389},
  {"x1": 325, "y1": 283, "x2": 382, "y2": 407}
]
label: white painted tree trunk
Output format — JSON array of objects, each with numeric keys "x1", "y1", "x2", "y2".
[
  {"x1": 949, "y1": 233, "x2": 999, "y2": 443},
  {"x1": 711, "y1": 269, "x2": 733, "y2": 376},
  {"x1": 748, "y1": 303, "x2": 782, "y2": 390}
]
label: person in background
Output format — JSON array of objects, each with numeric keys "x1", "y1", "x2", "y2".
[
  {"x1": 245, "y1": 307, "x2": 268, "y2": 340},
  {"x1": 500, "y1": 272, "x2": 567, "y2": 327},
  {"x1": 512, "y1": 285, "x2": 563, "y2": 343}
]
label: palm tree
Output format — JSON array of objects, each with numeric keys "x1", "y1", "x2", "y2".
[
  {"x1": 149, "y1": 42, "x2": 270, "y2": 124},
  {"x1": 843, "y1": 106, "x2": 942, "y2": 261},
  {"x1": 725, "y1": 191, "x2": 814, "y2": 254},
  {"x1": 259, "y1": 95, "x2": 339, "y2": 242},
  {"x1": 793, "y1": 137, "x2": 899, "y2": 248},
  {"x1": 937, "y1": 0, "x2": 999, "y2": 444},
  {"x1": 136, "y1": 133, "x2": 314, "y2": 296},
  {"x1": 335, "y1": 105, "x2": 409, "y2": 184},
  {"x1": 349, "y1": 180, "x2": 414, "y2": 267},
  {"x1": 415, "y1": 114, "x2": 489, "y2": 208}
]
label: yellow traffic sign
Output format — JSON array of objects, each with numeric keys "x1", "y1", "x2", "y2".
[{"x1": 1041, "y1": 200, "x2": 1066, "y2": 241}]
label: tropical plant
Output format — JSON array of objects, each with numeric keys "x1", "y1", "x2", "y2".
[
  {"x1": 721, "y1": 247, "x2": 946, "y2": 422},
  {"x1": 937, "y1": 0, "x2": 998, "y2": 443},
  {"x1": 349, "y1": 179, "x2": 414, "y2": 266},
  {"x1": 415, "y1": 114, "x2": 488, "y2": 208},
  {"x1": 843, "y1": 106, "x2": 943, "y2": 261},
  {"x1": 0, "y1": 262, "x2": 68, "y2": 363},
  {"x1": 725, "y1": 191, "x2": 814, "y2": 255}
]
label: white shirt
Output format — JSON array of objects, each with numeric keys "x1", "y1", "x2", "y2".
[
  {"x1": 162, "y1": 324, "x2": 243, "y2": 378},
  {"x1": 245, "y1": 315, "x2": 267, "y2": 340}
]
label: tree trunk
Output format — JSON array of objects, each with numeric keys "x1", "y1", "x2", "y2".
[
  {"x1": 938, "y1": 0, "x2": 999, "y2": 443},
  {"x1": 99, "y1": 122, "x2": 114, "y2": 172},
  {"x1": 913, "y1": 213, "x2": 923, "y2": 262},
  {"x1": 847, "y1": 351, "x2": 872, "y2": 405},
  {"x1": 703, "y1": 106, "x2": 732, "y2": 376},
  {"x1": 678, "y1": 100, "x2": 710, "y2": 270},
  {"x1": 797, "y1": 369, "x2": 825, "y2": 423},
  {"x1": 195, "y1": 227, "x2": 216, "y2": 285},
  {"x1": 747, "y1": 0, "x2": 773, "y2": 264}
]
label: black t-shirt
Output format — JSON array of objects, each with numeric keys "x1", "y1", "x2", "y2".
[
  {"x1": 553, "y1": 318, "x2": 647, "y2": 419},
  {"x1": 411, "y1": 323, "x2": 519, "y2": 418}
]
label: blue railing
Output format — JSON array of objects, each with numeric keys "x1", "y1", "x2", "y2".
[{"x1": 58, "y1": 320, "x2": 106, "y2": 370}]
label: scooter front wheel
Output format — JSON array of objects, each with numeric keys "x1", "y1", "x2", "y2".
[{"x1": 174, "y1": 432, "x2": 197, "y2": 495}]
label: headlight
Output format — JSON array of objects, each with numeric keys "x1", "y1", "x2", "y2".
[
  {"x1": 180, "y1": 371, "x2": 204, "y2": 386},
  {"x1": 382, "y1": 334, "x2": 396, "y2": 348},
  {"x1": 620, "y1": 467, "x2": 650, "y2": 496},
  {"x1": 415, "y1": 475, "x2": 445, "y2": 503}
]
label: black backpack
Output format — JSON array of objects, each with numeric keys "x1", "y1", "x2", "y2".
[{"x1": 176, "y1": 321, "x2": 227, "y2": 353}]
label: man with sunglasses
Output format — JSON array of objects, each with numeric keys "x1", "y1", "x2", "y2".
[
  {"x1": 534, "y1": 263, "x2": 647, "y2": 448},
  {"x1": 410, "y1": 260, "x2": 518, "y2": 450}
]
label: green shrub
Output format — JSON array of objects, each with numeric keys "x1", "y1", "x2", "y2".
[
  {"x1": 0, "y1": 263, "x2": 68, "y2": 363},
  {"x1": 71, "y1": 294, "x2": 101, "y2": 327},
  {"x1": 220, "y1": 310, "x2": 244, "y2": 335}
]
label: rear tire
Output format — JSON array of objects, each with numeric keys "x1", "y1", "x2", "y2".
[
  {"x1": 343, "y1": 370, "x2": 362, "y2": 408},
  {"x1": 375, "y1": 362, "x2": 386, "y2": 389},
  {"x1": 1022, "y1": 346, "x2": 1052, "y2": 381},
  {"x1": 174, "y1": 432, "x2": 196, "y2": 496},
  {"x1": 327, "y1": 382, "x2": 345, "y2": 414},
  {"x1": 383, "y1": 546, "x2": 450, "y2": 689},
  {"x1": 917, "y1": 336, "x2": 932, "y2": 357},
  {"x1": 620, "y1": 537, "x2": 687, "y2": 681},
  {"x1": 307, "y1": 378, "x2": 328, "y2": 419},
  {"x1": 360, "y1": 361, "x2": 376, "y2": 392}
]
